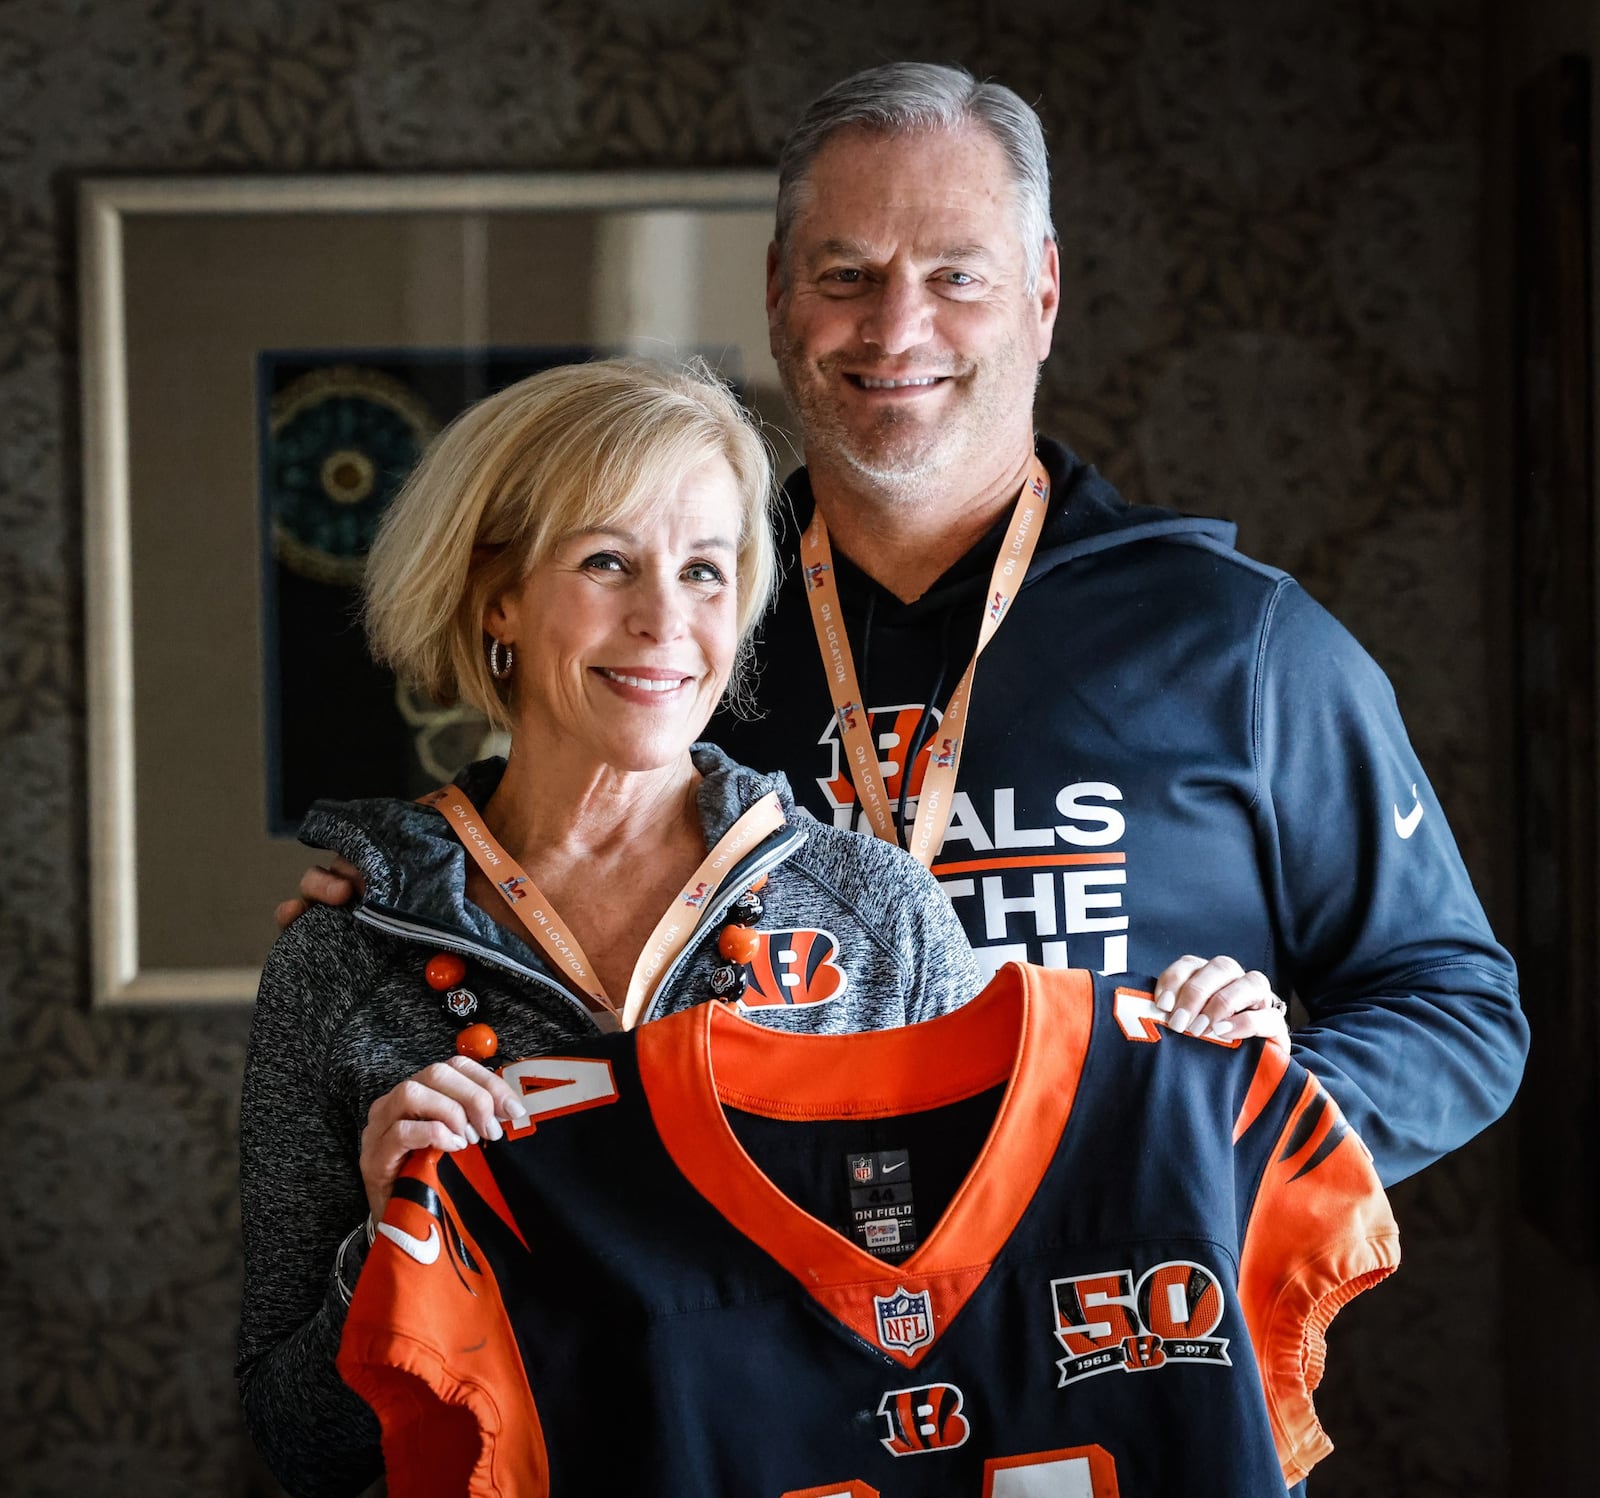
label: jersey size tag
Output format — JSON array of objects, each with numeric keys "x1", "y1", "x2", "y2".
[{"x1": 844, "y1": 1149, "x2": 917, "y2": 1260}]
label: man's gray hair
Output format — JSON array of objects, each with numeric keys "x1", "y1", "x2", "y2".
[{"x1": 775, "y1": 62, "x2": 1057, "y2": 291}]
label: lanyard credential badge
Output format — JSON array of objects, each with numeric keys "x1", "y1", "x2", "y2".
[
  {"x1": 801, "y1": 458, "x2": 1049, "y2": 868},
  {"x1": 422, "y1": 785, "x2": 785, "y2": 1030}
]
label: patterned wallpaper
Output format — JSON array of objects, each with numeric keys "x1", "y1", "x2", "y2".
[{"x1": 0, "y1": 1, "x2": 1512, "y2": 1494}]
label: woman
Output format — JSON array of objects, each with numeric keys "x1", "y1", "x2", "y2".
[{"x1": 236, "y1": 358, "x2": 982, "y2": 1497}]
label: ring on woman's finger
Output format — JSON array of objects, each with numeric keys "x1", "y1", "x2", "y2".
[{"x1": 1268, "y1": 995, "x2": 1287, "y2": 1013}]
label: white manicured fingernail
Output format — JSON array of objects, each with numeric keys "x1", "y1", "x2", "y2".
[
  {"x1": 463, "y1": 1124, "x2": 480, "y2": 1145},
  {"x1": 443, "y1": 1132, "x2": 467, "y2": 1150},
  {"x1": 485, "y1": 1118, "x2": 503, "y2": 1142},
  {"x1": 1168, "y1": 1009, "x2": 1191, "y2": 1033},
  {"x1": 1213, "y1": 1019, "x2": 1234, "y2": 1036},
  {"x1": 1155, "y1": 990, "x2": 1175, "y2": 1012},
  {"x1": 1190, "y1": 1014, "x2": 1211, "y2": 1038}
]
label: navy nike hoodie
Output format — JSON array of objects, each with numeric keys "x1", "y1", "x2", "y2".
[{"x1": 714, "y1": 436, "x2": 1525, "y2": 1186}]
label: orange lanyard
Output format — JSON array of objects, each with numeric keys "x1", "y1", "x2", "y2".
[
  {"x1": 800, "y1": 457, "x2": 1049, "y2": 867},
  {"x1": 420, "y1": 784, "x2": 786, "y2": 1031}
]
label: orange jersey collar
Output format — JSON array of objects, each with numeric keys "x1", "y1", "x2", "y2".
[{"x1": 636, "y1": 963, "x2": 1093, "y2": 1368}]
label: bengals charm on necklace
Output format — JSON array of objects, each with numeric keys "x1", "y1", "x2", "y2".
[
  {"x1": 424, "y1": 951, "x2": 498, "y2": 1061},
  {"x1": 709, "y1": 874, "x2": 769, "y2": 1004}
]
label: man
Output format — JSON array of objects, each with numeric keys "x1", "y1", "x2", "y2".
[
  {"x1": 713, "y1": 62, "x2": 1523, "y2": 1187},
  {"x1": 289, "y1": 63, "x2": 1523, "y2": 1188}
]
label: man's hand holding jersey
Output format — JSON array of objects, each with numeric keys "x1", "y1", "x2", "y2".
[{"x1": 1154, "y1": 953, "x2": 1290, "y2": 1047}]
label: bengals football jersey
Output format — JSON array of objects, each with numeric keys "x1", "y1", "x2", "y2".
[{"x1": 338, "y1": 963, "x2": 1399, "y2": 1497}]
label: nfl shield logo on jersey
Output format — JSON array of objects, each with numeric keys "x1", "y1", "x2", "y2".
[{"x1": 874, "y1": 1287, "x2": 934, "y2": 1355}]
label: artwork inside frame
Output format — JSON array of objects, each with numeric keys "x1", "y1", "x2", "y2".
[
  {"x1": 79, "y1": 172, "x2": 781, "y2": 1004},
  {"x1": 1510, "y1": 56, "x2": 1599, "y2": 1262},
  {"x1": 257, "y1": 345, "x2": 592, "y2": 834}
]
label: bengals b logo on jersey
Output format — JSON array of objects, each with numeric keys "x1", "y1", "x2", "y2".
[
  {"x1": 876, "y1": 1383, "x2": 970, "y2": 1456},
  {"x1": 737, "y1": 928, "x2": 848, "y2": 1009}
]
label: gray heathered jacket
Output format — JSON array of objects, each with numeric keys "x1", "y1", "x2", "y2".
[{"x1": 237, "y1": 744, "x2": 981, "y2": 1498}]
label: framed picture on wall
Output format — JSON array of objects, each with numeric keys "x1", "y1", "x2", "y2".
[{"x1": 79, "y1": 171, "x2": 780, "y2": 1005}]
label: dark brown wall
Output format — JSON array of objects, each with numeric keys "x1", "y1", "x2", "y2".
[{"x1": 1483, "y1": 3, "x2": 1600, "y2": 1494}]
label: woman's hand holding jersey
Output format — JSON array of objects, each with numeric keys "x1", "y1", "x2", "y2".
[{"x1": 360, "y1": 1057, "x2": 531, "y2": 1221}]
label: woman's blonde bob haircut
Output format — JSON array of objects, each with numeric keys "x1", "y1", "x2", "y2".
[{"x1": 364, "y1": 357, "x2": 776, "y2": 732}]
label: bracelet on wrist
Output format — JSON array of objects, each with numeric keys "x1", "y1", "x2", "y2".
[{"x1": 331, "y1": 1218, "x2": 368, "y2": 1308}]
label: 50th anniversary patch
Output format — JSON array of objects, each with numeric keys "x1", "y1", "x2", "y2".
[{"x1": 1051, "y1": 1260, "x2": 1231, "y2": 1385}]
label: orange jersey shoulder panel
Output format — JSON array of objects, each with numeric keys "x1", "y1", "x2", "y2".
[
  {"x1": 1233, "y1": 1040, "x2": 1292, "y2": 1144},
  {"x1": 337, "y1": 1151, "x2": 551, "y2": 1498},
  {"x1": 1237, "y1": 1075, "x2": 1401, "y2": 1485},
  {"x1": 450, "y1": 1140, "x2": 530, "y2": 1252}
]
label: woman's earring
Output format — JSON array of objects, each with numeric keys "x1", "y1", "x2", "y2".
[{"x1": 488, "y1": 638, "x2": 514, "y2": 681}]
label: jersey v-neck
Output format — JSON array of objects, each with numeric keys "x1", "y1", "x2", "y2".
[{"x1": 635, "y1": 962, "x2": 1094, "y2": 1368}]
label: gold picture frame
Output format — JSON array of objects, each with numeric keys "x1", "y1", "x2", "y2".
[{"x1": 80, "y1": 171, "x2": 780, "y2": 1004}]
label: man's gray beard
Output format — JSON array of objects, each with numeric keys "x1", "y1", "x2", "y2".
[
  {"x1": 825, "y1": 415, "x2": 958, "y2": 501},
  {"x1": 782, "y1": 378, "x2": 962, "y2": 503}
]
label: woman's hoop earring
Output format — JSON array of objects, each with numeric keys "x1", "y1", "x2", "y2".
[{"x1": 488, "y1": 639, "x2": 514, "y2": 681}]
